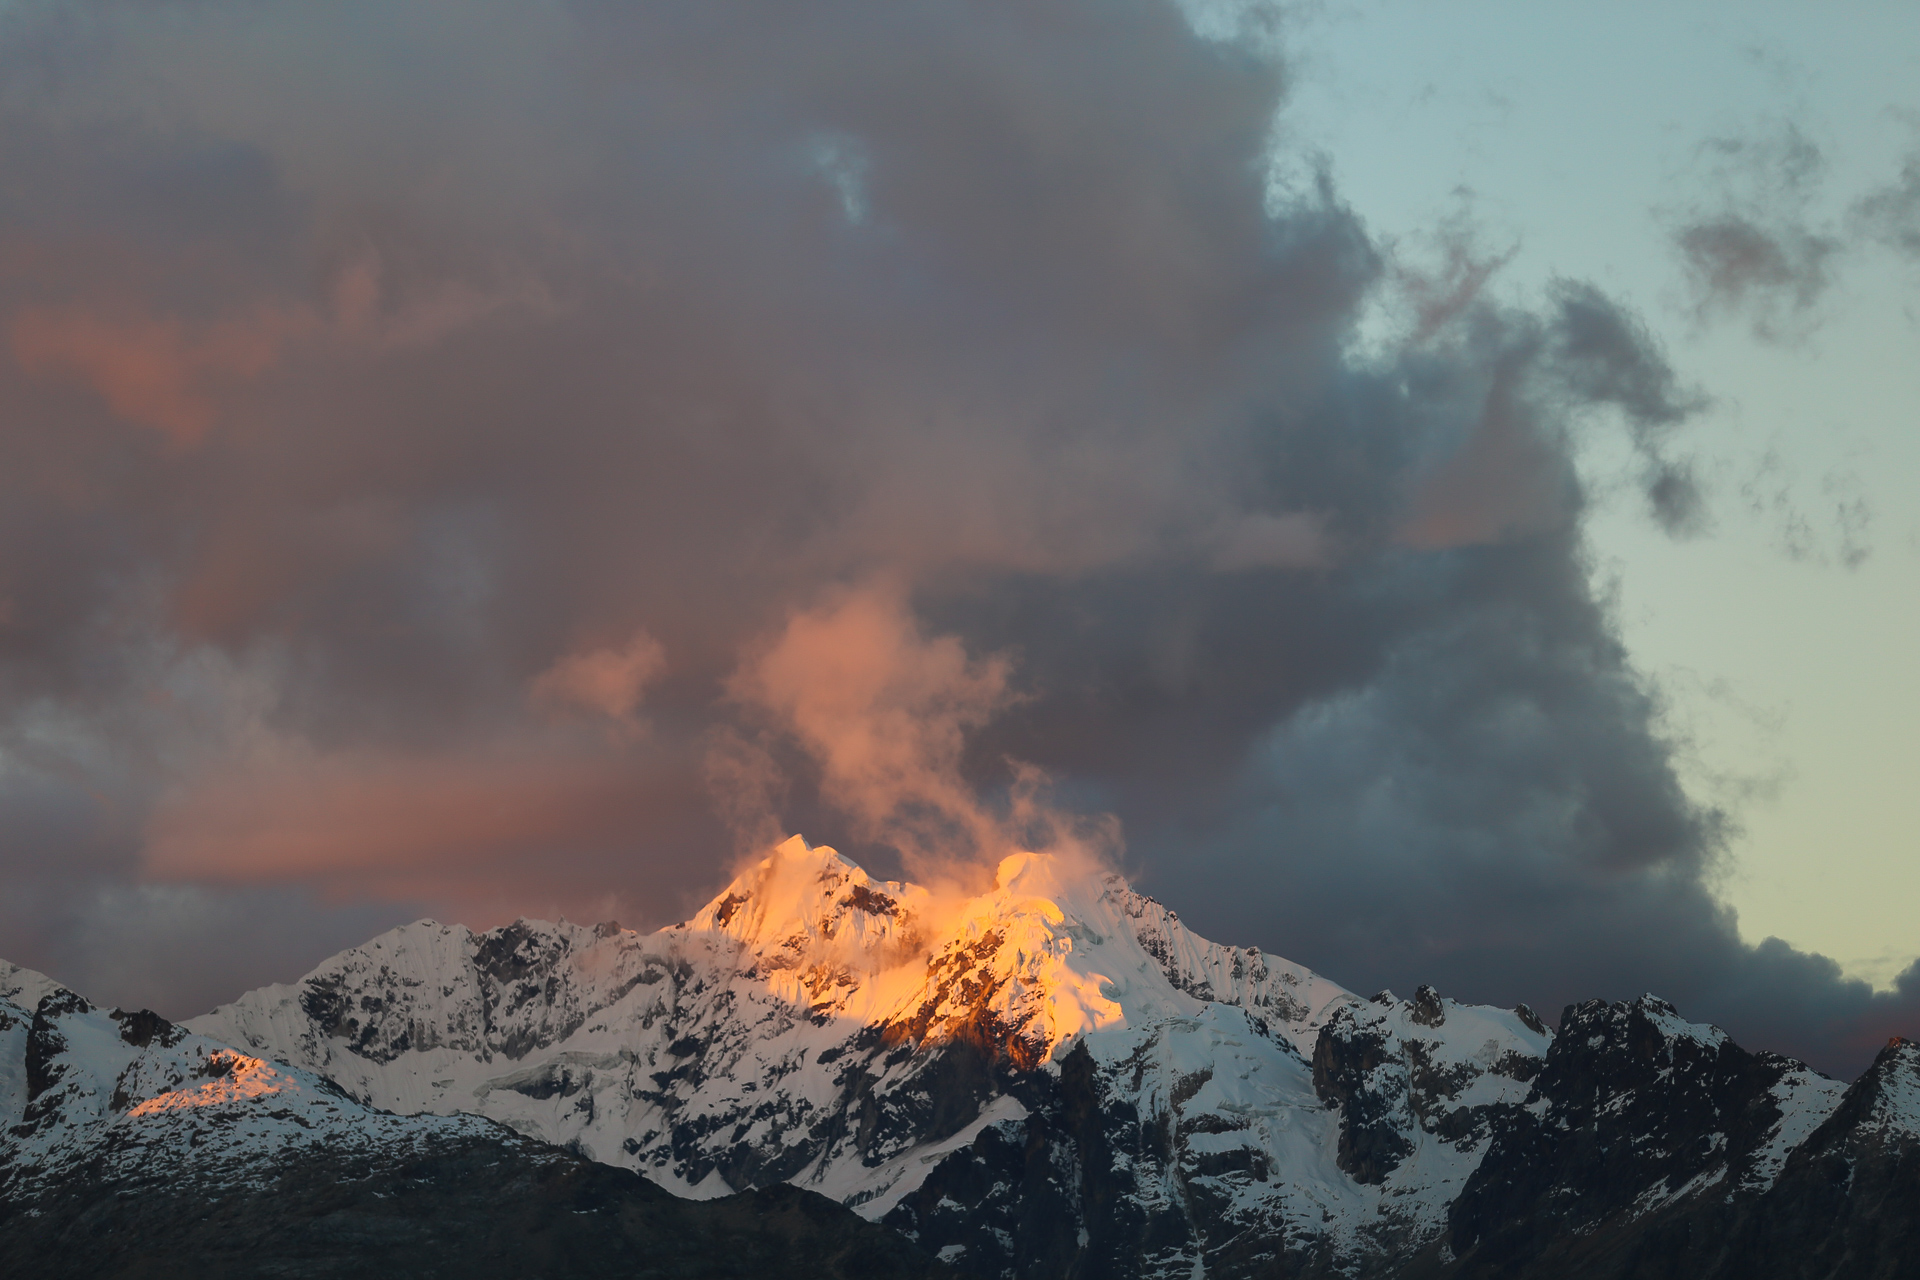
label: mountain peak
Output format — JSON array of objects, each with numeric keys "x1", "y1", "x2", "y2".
[
  {"x1": 689, "y1": 836, "x2": 932, "y2": 986},
  {"x1": 1, "y1": 959, "x2": 62, "y2": 1014},
  {"x1": 1857, "y1": 1034, "x2": 1920, "y2": 1132}
]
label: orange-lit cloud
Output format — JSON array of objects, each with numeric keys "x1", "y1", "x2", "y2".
[
  {"x1": 142, "y1": 740, "x2": 706, "y2": 910},
  {"x1": 328, "y1": 252, "x2": 559, "y2": 350},
  {"x1": 10, "y1": 303, "x2": 311, "y2": 446},
  {"x1": 728, "y1": 583, "x2": 1019, "y2": 879},
  {"x1": 6, "y1": 250, "x2": 552, "y2": 452},
  {"x1": 530, "y1": 631, "x2": 667, "y2": 731},
  {"x1": 725, "y1": 583, "x2": 1118, "y2": 888}
]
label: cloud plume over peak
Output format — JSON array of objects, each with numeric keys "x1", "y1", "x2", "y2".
[
  {"x1": 728, "y1": 584, "x2": 1021, "y2": 876},
  {"x1": 724, "y1": 583, "x2": 1119, "y2": 891},
  {"x1": 0, "y1": 0, "x2": 1909, "y2": 1074}
]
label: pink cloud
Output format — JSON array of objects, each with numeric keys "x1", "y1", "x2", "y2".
[
  {"x1": 10, "y1": 303, "x2": 311, "y2": 446},
  {"x1": 530, "y1": 631, "x2": 668, "y2": 731},
  {"x1": 141, "y1": 741, "x2": 709, "y2": 917}
]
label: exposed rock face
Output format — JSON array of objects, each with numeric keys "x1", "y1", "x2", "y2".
[
  {"x1": 1314, "y1": 999, "x2": 1417, "y2": 1184},
  {"x1": 1, "y1": 973, "x2": 510, "y2": 1210},
  {"x1": 6, "y1": 845, "x2": 1915, "y2": 1277},
  {"x1": 1310, "y1": 987, "x2": 1547, "y2": 1194}
]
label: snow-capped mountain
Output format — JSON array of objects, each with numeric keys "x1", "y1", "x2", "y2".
[
  {"x1": 191, "y1": 842, "x2": 1385, "y2": 1204},
  {"x1": 1442, "y1": 994, "x2": 1856, "y2": 1277},
  {"x1": 188, "y1": 840, "x2": 1542, "y2": 1252},
  {"x1": 180, "y1": 835, "x2": 1840, "y2": 1278},
  {"x1": 8, "y1": 838, "x2": 1916, "y2": 1278}
]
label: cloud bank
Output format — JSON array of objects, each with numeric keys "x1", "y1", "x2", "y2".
[{"x1": 0, "y1": 0, "x2": 1910, "y2": 1074}]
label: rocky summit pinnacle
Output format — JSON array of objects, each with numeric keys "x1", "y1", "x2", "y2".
[{"x1": 4, "y1": 842, "x2": 1916, "y2": 1278}]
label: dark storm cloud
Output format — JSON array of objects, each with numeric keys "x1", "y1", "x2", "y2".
[
  {"x1": 1541, "y1": 281, "x2": 1706, "y2": 535},
  {"x1": 1122, "y1": 535, "x2": 1919, "y2": 1073},
  {"x1": 0, "y1": 0, "x2": 1904, "y2": 1073}
]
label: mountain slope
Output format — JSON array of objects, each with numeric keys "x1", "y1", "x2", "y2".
[{"x1": 0, "y1": 963, "x2": 944, "y2": 1278}]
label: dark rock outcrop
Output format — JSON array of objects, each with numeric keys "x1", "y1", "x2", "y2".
[{"x1": 1314, "y1": 1003, "x2": 1416, "y2": 1184}]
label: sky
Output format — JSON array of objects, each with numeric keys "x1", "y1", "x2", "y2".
[
  {"x1": 0, "y1": 0, "x2": 1914, "y2": 1078},
  {"x1": 1266, "y1": 0, "x2": 1920, "y2": 994}
]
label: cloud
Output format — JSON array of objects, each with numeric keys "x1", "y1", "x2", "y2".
[
  {"x1": 1389, "y1": 223, "x2": 1518, "y2": 345},
  {"x1": 722, "y1": 581, "x2": 1121, "y2": 898},
  {"x1": 0, "y1": 0, "x2": 1904, "y2": 1074},
  {"x1": 142, "y1": 742, "x2": 697, "y2": 898},
  {"x1": 1129, "y1": 587, "x2": 1919, "y2": 1073},
  {"x1": 1737, "y1": 450, "x2": 1875, "y2": 570},
  {"x1": 0, "y1": 880, "x2": 418, "y2": 1021},
  {"x1": 10, "y1": 302, "x2": 307, "y2": 445},
  {"x1": 1397, "y1": 280, "x2": 1704, "y2": 548},
  {"x1": 1207, "y1": 511, "x2": 1332, "y2": 572},
  {"x1": 1674, "y1": 216, "x2": 1838, "y2": 337},
  {"x1": 1667, "y1": 124, "x2": 1840, "y2": 342},
  {"x1": 530, "y1": 631, "x2": 667, "y2": 731},
  {"x1": 1664, "y1": 129, "x2": 1920, "y2": 352},
  {"x1": 1851, "y1": 149, "x2": 1920, "y2": 258},
  {"x1": 726, "y1": 583, "x2": 1021, "y2": 882}
]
